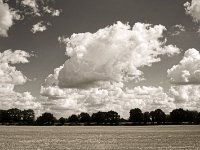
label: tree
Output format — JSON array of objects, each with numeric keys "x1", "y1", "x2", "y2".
[
  {"x1": 185, "y1": 110, "x2": 198, "y2": 123},
  {"x1": 150, "y1": 111, "x2": 156, "y2": 124},
  {"x1": 91, "y1": 111, "x2": 106, "y2": 124},
  {"x1": 59, "y1": 117, "x2": 66, "y2": 125},
  {"x1": 36, "y1": 112, "x2": 56, "y2": 125},
  {"x1": 22, "y1": 109, "x2": 35, "y2": 124},
  {"x1": 68, "y1": 114, "x2": 79, "y2": 123},
  {"x1": 170, "y1": 108, "x2": 186, "y2": 124},
  {"x1": 165, "y1": 114, "x2": 171, "y2": 123},
  {"x1": 154, "y1": 109, "x2": 166, "y2": 124},
  {"x1": 106, "y1": 110, "x2": 120, "y2": 124},
  {"x1": 143, "y1": 112, "x2": 150, "y2": 124},
  {"x1": 0, "y1": 110, "x2": 9, "y2": 123},
  {"x1": 196, "y1": 112, "x2": 200, "y2": 124},
  {"x1": 7, "y1": 108, "x2": 22, "y2": 123},
  {"x1": 78, "y1": 112, "x2": 90, "y2": 123},
  {"x1": 129, "y1": 108, "x2": 143, "y2": 123}
]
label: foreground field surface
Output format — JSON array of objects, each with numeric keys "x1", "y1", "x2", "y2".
[{"x1": 0, "y1": 125, "x2": 200, "y2": 150}]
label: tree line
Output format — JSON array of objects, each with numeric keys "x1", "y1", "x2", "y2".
[{"x1": 0, "y1": 108, "x2": 200, "y2": 125}]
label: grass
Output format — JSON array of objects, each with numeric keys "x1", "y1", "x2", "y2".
[{"x1": 0, "y1": 125, "x2": 200, "y2": 149}]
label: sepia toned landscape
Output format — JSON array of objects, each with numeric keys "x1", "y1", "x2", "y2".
[{"x1": 1, "y1": 0, "x2": 200, "y2": 149}]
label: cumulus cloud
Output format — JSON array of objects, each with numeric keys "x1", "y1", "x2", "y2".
[
  {"x1": 31, "y1": 21, "x2": 50, "y2": 34},
  {"x1": 41, "y1": 22, "x2": 180, "y2": 118},
  {"x1": 55, "y1": 21, "x2": 179, "y2": 87},
  {"x1": 0, "y1": 50, "x2": 41, "y2": 112},
  {"x1": 169, "y1": 24, "x2": 186, "y2": 36},
  {"x1": 41, "y1": 83, "x2": 175, "y2": 118},
  {"x1": 0, "y1": 0, "x2": 61, "y2": 37},
  {"x1": 184, "y1": 0, "x2": 200, "y2": 22},
  {"x1": 170, "y1": 85, "x2": 200, "y2": 111},
  {"x1": 168, "y1": 48, "x2": 200, "y2": 111},
  {"x1": 0, "y1": 0, "x2": 14, "y2": 37},
  {"x1": 168, "y1": 48, "x2": 200, "y2": 84}
]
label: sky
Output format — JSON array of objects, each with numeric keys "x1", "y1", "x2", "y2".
[{"x1": 0, "y1": 0, "x2": 200, "y2": 118}]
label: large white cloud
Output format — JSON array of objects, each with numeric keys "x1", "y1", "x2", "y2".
[
  {"x1": 168, "y1": 48, "x2": 200, "y2": 111},
  {"x1": 0, "y1": 50, "x2": 41, "y2": 112},
  {"x1": 41, "y1": 22, "x2": 180, "y2": 118},
  {"x1": 55, "y1": 21, "x2": 179, "y2": 87},
  {"x1": 168, "y1": 48, "x2": 200, "y2": 84},
  {"x1": 41, "y1": 83, "x2": 175, "y2": 118},
  {"x1": 0, "y1": 0, "x2": 14, "y2": 37},
  {"x1": 184, "y1": 0, "x2": 200, "y2": 22},
  {"x1": 170, "y1": 85, "x2": 200, "y2": 111}
]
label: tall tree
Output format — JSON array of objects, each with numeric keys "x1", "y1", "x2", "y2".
[
  {"x1": 170, "y1": 108, "x2": 186, "y2": 123},
  {"x1": 143, "y1": 112, "x2": 150, "y2": 124},
  {"x1": 0, "y1": 110, "x2": 9, "y2": 123},
  {"x1": 150, "y1": 111, "x2": 156, "y2": 124},
  {"x1": 78, "y1": 112, "x2": 90, "y2": 123},
  {"x1": 36, "y1": 112, "x2": 56, "y2": 125},
  {"x1": 185, "y1": 110, "x2": 198, "y2": 123},
  {"x1": 59, "y1": 117, "x2": 66, "y2": 125},
  {"x1": 154, "y1": 109, "x2": 166, "y2": 124},
  {"x1": 68, "y1": 114, "x2": 79, "y2": 123},
  {"x1": 91, "y1": 111, "x2": 106, "y2": 124},
  {"x1": 129, "y1": 108, "x2": 143, "y2": 123},
  {"x1": 22, "y1": 109, "x2": 35, "y2": 124},
  {"x1": 196, "y1": 112, "x2": 200, "y2": 124},
  {"x1": 106, "y1": 110, "x2": 120, "y2": 124},
  {"x1": 7, "y1": 108, "x2": 22, "y2": 123}
]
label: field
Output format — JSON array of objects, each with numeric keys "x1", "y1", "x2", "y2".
[{"x1": 0, "y1": 125, "x2": 200, "y2": 150}]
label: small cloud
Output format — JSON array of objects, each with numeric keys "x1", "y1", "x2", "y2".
[
  {"x1": 43, "y1": 6, "x2": 61, "y2": 17},
  {"x1": 31, "y1": 21, "x2": 50, "y2": 34},
  {"x1": 197, "y1": 27, "x2": 200, "y2": 33},
  {"x1": 168, "y1": 24, "x2": 186, "y2": 36},
  {"x1": 21, "y1": 0, "x2": 39, "y2": 16}
]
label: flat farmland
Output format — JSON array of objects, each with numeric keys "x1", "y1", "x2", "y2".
[{"x1": 0, "y1": 125, "x2": 200, "y2": 150}]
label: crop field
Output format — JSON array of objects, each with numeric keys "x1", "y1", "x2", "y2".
[{"x1": 0, "y1": 125, "x2": 200, "y2": 150}]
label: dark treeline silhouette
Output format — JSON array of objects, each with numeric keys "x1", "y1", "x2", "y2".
[{"x1": 0, "y1": 108, "x2": 200, "y2": 125}]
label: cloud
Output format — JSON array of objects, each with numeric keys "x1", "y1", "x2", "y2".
[
  {"x1": 0, "y1": 0, "x2": 61, "y2": 37},
  {"x1": 197, "y1": 27, "x2": 200, "y2": 33},
  {"x1": 0, "y1": 50, "x2": 31, "y2": 84},
  {"x1": 168, "y1": 48, "x2": 200, "y2": 111},
  {"x1": 41, "y1": 83, "x2": 175, "y2": 118},
  {"x1": 31, "y1": 21, "x2": 49, "y2": 34},
  {"x1": 22, "y1": 0, "x2": 39, "y2": 16},
  {"x1": 55, "y1": 21, "x2": 179, "y2": 87},
  {"x1": 41, "y1": 22, "x2": 180, "y2": 118},
  {"x1": 0, "y1": 0, "x2": 14, "y2": 37},
  {"x1": 168, "y1": 48, "x2": 200, "y2": 84},
  {"x1": 184, "y1": 0, "x2": 200, "y2": 22},
  {"x1": 0, "y1": 50, "x2": 41, "y2": 112},
  {"x1": 168, "y1": 24, "x2": 186, "y2": 36},
  {"x1": 43, "y1": 6, "x2": 61, "y2": 17},
  {"x1": 170, "y1": 85, "x2": 200, "y2": 111}
]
